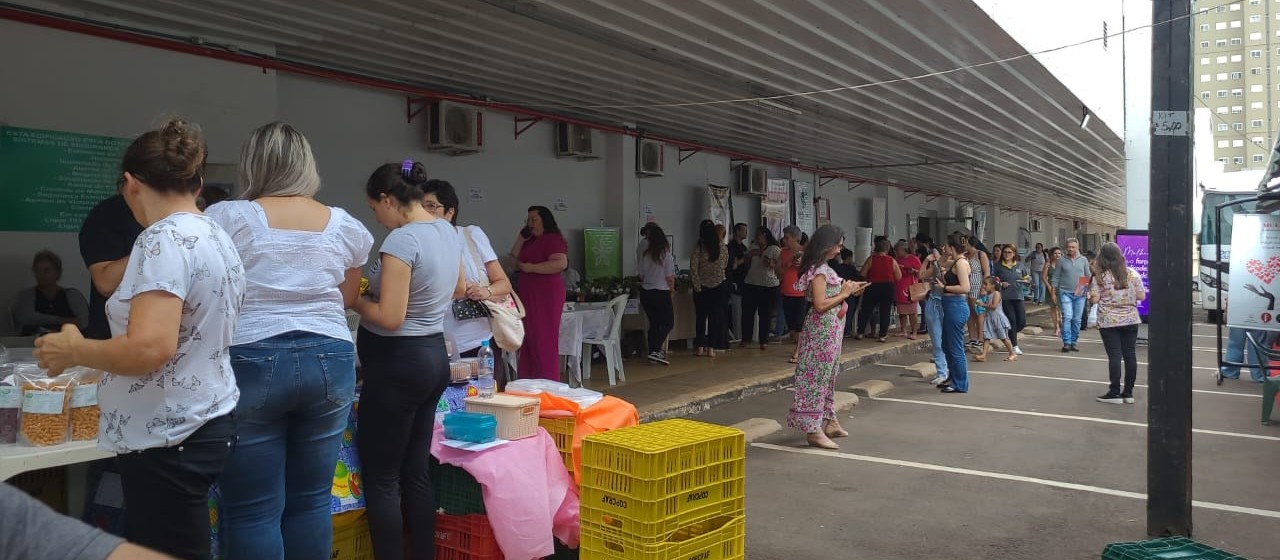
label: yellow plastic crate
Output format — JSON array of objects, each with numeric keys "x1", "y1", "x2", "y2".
[
  {"x1": 540, "y1": 416, "x2": 576, "y2": 473},
  {"x1": 579, "y1": 459, "x2": 742, "y2": 504},
  {"x1": 581, "y1": 420, "x2": 745, "y2": 481},
  {"x1": 332, "y1": 512, "x2": 373, "y2": 560},
  {"x1": 580, "y1": 514, "x2": 744, "y2": 560},
  {"x1": 580, "y1": 486, "x2": 743, "y2": 543}
]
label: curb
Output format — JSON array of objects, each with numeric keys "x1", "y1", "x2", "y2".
[{"x1": 638, "y1": 338, "x2": 931, "y2": 421}]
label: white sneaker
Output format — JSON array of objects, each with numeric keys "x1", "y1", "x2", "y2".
[
  {"x1": 930, "y1": 375, "x2": 949, "y2": 385},
  {"x1": 1014, "y1": 346, "x2": 1024, "y2": 356}
]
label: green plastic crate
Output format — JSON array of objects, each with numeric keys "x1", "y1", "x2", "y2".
[
  {"x1": 428, "y1": 459, "x2": 486, "y2": 515},
  {"x1": 1102, "y1": 537, "x2": 1247, "y2": 560}
]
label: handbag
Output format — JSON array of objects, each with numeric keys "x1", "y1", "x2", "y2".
[
  {"x1": 908, "y1": 282, "x2": 931, "y2": 303},
  {"x1": 462, "y1": 227, "x2": 526, "y2": 352},
  {"x1": 451, "y1": 299, "x2": 490, "y2": 321}
]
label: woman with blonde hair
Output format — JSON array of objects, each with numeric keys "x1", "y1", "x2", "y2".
[{"x1": 207, "y1": 122, "x2": 373, "y2": 559}]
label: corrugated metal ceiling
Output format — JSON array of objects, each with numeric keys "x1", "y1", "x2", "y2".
[{"x1": 8, "y1": 0, "x2": 1128, "y2": 225}]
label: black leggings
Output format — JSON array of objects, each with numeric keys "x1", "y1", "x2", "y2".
[
  {"x1": 356, "y1": 328, "x2": 450, "y2": 560},
  {"x1": 1001, "y1": 298, "x2": 1027, "y2": 347},
  {"x1": 858, "y1": 282, "x2": 894, "y2": 337},
  {"x1": 640, "y1": 288, "x2": 675, "y2": 353},
  {"x1": 740, "y1": 284, "x2": 779, "y2": 344},
  {"x1": 693, "y1": 283, "x2": 729, "y2": 349},
  {"x1": 1100, "y1": 324, "x2": 1139, "y2": 395}
]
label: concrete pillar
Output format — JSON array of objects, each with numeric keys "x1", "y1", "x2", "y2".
[{"x1": 606, "y1": 133, "x2": 640, "y2": 274}]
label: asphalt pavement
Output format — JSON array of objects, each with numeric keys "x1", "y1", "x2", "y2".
[{"x1": 688, "y1": 320, "x2": 1280, "y2": 560}]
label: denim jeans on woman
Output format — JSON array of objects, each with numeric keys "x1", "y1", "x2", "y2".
[
  {"x1": 923, "y1": 295, "x2": 949, "y2": 382},
  {"x1": 942, "y1": 296, "x2": 972, "y2": 392},
  {"x1": 218, "y1": 331, "x2": 356, "y2": 560}
]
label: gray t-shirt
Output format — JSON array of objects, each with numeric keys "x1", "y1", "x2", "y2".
[
  {"x1": 362, "y1": 219, "x2": 462, "y2": 337},
  {"x1": 0, "y1": 482, "x2": 124, "y2": 560},
  {"x1": 1053, "y1": 254, "x2": 1092, "y2": 295}
]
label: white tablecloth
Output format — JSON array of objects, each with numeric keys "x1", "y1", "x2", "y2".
[{"x1": 506, "y1": 303, "x2": 614, "y2": 385}]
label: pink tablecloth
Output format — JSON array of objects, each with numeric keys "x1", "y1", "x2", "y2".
[{"x1": 430, "y1": 425, "x2": 580, "y2": 559}]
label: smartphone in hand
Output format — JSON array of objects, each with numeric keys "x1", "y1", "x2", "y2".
[{"x1": 520, "y1": 226, "x2": 534, "y2": 239}]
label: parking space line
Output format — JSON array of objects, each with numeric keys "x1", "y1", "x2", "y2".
[
  {"x1": 873, "y1": 363, "x2": 1261, "y2": 399},
  {"x1": 1019, "y1": 352, "x2": 1218, "y2": 372},
  {"x1": 870, "y1": 397, "x2": 1280, "y2": 442},
  {"x1": 1020, "y1": 335, "x2": 1216, "y2": 352},
  {"x1": 750, "y1": 443, "x2": 1280, "y2": 520}
]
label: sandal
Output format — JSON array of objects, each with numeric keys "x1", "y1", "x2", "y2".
[
  {"x1": 806, "y1": 433, "x2": 839, "y2": 449},
  {"x1": 824, "y1": 421, "x2": 849, "y2": 438}
]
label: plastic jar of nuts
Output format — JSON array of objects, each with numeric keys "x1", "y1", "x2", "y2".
[
  {"x1": 0, "y1": 366, "x2": 19, "y2": 445},
  {"x1": 16, "y1": 365, "x2": 75, "y2": 447}
]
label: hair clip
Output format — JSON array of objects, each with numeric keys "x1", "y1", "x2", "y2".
[{"x1": 400, "y1": 160, "x2": 414, "y2": 178}]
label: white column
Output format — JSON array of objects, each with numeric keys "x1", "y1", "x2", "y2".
[
  {"x1": 1123, "y1": 0, "x2": 1153, "y2": 230},
  {"x1": 606, "y1": 133, "x2": 640, "y2": 274}
]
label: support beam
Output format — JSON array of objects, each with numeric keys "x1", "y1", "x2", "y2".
[
  {"x1": 818, "y1": 175, "x2": 839, "y2": 188},
  {"x1": 1146, "y1": 0, "x2": 1193, "y2": 538},
  {"x1": 514, "y1": 116, "x2": 541, "y2": 139},
  {"x1": 904, "y1": 190, "x2": 920, "y2": 200},
  {"x1": 406, "y1": 96, "x2": 431, "y2": 123},
  {"x1": 730, "y1": 158, "x2": 750, "y2": 170},
  {"x1": 678, "y1": 147, "x2": 701, "y2": 164},
  {"x1": 847, "y1": 180, "x2": 865, "y2": 192}
]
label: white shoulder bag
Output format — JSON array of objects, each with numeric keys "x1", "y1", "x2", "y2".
[{"x1": 463, "y1": 227, "x2": 526, "y2": 352}]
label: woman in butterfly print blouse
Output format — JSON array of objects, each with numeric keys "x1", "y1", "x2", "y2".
[{"x1": 35, "y1": 119, "x2": 245, "y2": 560}]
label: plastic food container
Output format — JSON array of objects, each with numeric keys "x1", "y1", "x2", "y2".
[
  {"x1": 449, "y1": 361, "x2": 472, "y2": 383},
  {"x1": 0, "y1": 371, "x2": 19, "y2": 445},
  {"x1": 464, "y1": 394, "x2": 540, "y2": 441},
  {"x1": 442, "y1": 411, "x2": 497, "y2": 444}
]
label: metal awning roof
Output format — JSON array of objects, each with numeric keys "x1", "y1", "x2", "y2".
[{"x1": 5, "y1": 0, "x2": 1128, "y2": 226}]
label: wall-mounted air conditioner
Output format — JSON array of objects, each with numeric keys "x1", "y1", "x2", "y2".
[
  {"x1": 637, "y1": 139, "x2": 664, "y2": 176},
  {"x1": 555, "y1": 122, "x2": 601, "y2": 159},
  {"x1": 735, "y1": 165, "x2": 766, "y2": 195},
  {"x1": 427, "y1": 101, "x2": 483, "y2": 155}
]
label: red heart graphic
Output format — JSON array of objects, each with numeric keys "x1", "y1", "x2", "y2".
[{"x1": 1248, "y1": 258, "x2": 1277, "y2": 284}]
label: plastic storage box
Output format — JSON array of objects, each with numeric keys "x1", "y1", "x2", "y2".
[
  {"x1": 434, "y1": 513, "x2": 502, "y2": 560},
  {"x1": 465, "y1": 394, "x2": 540, "y2": 440},
  {"x1": 1101, "y1": 537, "x2": 1247, "y2": 560},
  {"x1": 442, "y1": 411, "x2": 497, "y2": 444}
]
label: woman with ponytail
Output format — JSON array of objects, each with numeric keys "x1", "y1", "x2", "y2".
[{"x1": 353, "y1": 160, "x2": 465, "y2": 560}]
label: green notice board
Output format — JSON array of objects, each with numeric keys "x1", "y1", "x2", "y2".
[
  {"x1": 0, "y1": 126, "x2": 130, "y2": 232},
  {"x1": 583, "y1": 227, "x2": 621, "y2": 281}
]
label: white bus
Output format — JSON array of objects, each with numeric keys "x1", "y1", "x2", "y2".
[{"x1": 1197, "y1": 185, "x2": 1258, "y2": 322}]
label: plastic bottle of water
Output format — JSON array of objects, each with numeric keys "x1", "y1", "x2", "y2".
[{"x1": 476, "y1": 340, "x2": 496, "y2": 399}]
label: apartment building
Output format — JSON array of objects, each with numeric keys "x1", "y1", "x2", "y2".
[{"x1": 1193, "y1": 0, "x2": 1279, "y2": 172}]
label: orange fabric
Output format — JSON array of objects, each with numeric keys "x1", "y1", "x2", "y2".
[{"x1": 509, "y1": 391, "x2": 640, "y2": 483}]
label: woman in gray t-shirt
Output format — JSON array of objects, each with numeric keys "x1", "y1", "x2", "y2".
[{"x1": 352, "y1": 161, "x2": 464, "y2": 560}]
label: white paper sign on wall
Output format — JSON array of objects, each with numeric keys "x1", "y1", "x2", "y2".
[
  {"x1": 468, "y1": 187, "x2": 484, "y2": 201},
  {"x1": 554, "y1": 198, "x2": 569, "y2": 211}
]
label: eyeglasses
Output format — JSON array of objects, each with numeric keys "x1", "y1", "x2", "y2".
[{"x1": 423, "y1": 201, "x2": 445, "y2": 211}]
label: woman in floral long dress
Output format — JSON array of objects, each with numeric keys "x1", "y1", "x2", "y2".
[{"x1": 787, "y1": 225, "x2": 868, "y2": 449}]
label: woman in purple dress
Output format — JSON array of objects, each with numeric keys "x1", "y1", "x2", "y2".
[{"x1": 510, "y1": 206, "x2": 569, "y2": 380}]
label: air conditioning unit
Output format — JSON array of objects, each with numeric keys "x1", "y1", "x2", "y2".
[
  {"x1": 636, "y1": 139, "x2": 664, "y2": 176},
  {"x1": 427, "y1": 101, "x2": 483, "y2": 155},
  {"x1": 1030, "y1": 218, "x2": 1043, "y2": 232},
  {"x1": 735, "y1": 165, "x2": 767, "y2": 195},
  {"x1": 555, "y1": 122, "x2": 601, "y2": 159}
]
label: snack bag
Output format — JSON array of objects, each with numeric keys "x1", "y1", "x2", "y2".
[
  {"x1": 16, "y1": 365, "x2": 76, "y2": 447},
  {"x1": 0, "y1": 371, "x2": 19, "y2": 445},
  {"x1": 68, "y1": 368, "x2": 103, "y2": 441}
]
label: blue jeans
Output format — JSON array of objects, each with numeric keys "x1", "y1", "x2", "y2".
[
  {"x1": 218, "y1": 332, "x2": 357, "y2": 560},
  {"x1": 1222, "y1": 327, "x2": 1267, "y2": 382},
  {"x1": 1060, "y1": 293, "x2": 1087, "y2": 345},
  {"x1": 942, "y1": 297, "x2": 971, "y2": 392},
  {"x1": 924, "y1": 295, "x2": 948, "y2": 380},
  {"x1": 1030, "y1": 272, "x2": 1044, "y2": 303}
]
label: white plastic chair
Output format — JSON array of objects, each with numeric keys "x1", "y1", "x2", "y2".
[{"x1": 582, "y1": 294, "x2": 629, "y2": 386}]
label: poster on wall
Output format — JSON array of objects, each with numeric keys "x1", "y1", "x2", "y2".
[
  {"x1": 764, "y1": 178, "x2": 790, "y2": 239},
  {"x1": 815, "y1": 197, "x2": 831, "y2": 226},
  {"x1": 583, "y1": 227, "x2": 621, "y2": 281},
  {"x1": 793, "y1": 181, "x2": 815, "y2": 234},
  {"x1": 1115, "y1": 230, "x2": 1151, "y2": 320},
  {"x1": 974, "y1": 208, "x2": 989, "y2": 245},
  {"x1": 0, "y1": 126, "x2": 131, "y2": 232},
  {"x1": 708, "y1": 184, "x2": 731, "y2": 226},
  {"x1": 1226, "y1": 214, "x2": 1280, "y2": 331}
]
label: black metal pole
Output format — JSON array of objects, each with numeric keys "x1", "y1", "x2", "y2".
[{"x1": 1147, "y1": 0, "x2": 1194, "y2": 537}]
